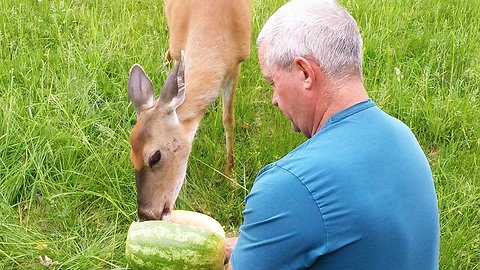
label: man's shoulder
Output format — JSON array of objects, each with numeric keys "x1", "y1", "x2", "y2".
[
  {"x1": 273, "y1": 136, "x2": 340, "y2": 175},
  {"x1": 255, "y1": 162, "x2": 301, "y2": 188}
]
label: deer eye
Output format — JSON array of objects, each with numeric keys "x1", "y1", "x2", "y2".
[{"x1": 148, "y1": 150, "x2": 162, "y2": 167}]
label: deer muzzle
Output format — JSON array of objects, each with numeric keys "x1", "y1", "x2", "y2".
[{"x1": 134, "y1": 170, "x2": 175, "y2": 221}]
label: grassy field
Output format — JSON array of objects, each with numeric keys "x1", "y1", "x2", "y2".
[{"x1": 0, "y1": 0, "x2": 479, "y2": 269}]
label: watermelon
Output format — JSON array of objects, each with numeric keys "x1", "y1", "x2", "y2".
[{"x1": 125, "y1": 210, "x2": 226, "y2": 270}]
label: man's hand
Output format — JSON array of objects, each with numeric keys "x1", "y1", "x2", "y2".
[{"x1": 224, "y1": 237, "x2": 238, "y2": 266}]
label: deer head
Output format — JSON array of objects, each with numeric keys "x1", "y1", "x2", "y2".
[{"x1": 127, "y1": 54, "x2": 189, "y2": 221}]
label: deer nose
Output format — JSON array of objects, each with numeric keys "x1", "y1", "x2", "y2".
[
  {"x1": 138, "y1": 208, "x2": 155, "y2": 221},
  {"x1": 138, "y1": 206, "x2": 171, "y2": 221},
  {"x1": 138, "y1": 208, "x2": 160, "y2": 221}
]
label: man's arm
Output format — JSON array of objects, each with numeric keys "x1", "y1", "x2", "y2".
[
  {"x1": 224, "y1": 237, "x2": 237, "y2": 268},
  {"x1": 228, "y1": 166, "x2": 326, "y2": 269}
]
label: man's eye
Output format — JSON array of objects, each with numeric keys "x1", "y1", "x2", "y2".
[{"x1": 149, "y1": 150, "x2": 162, "y2": 167}]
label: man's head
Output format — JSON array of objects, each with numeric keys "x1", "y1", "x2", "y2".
[
  {"x1": 257, "y1": 0, "x2": 363, "y2": 80},
  {"x1": 257, "y1": 0, "x2": 365, "y2": 137}
]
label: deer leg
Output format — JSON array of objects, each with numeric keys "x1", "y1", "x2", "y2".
[
  {"x1": 222, "y1": 65, "x2": 240, "y2": 178},
  {"x1": 164, "y1": 48, "x2": 172, "y2": 62},
  {"x1": 163, "y1": 49, "x2": 175, "y2": 71}
]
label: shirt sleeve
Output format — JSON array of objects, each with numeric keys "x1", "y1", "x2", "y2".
[{"x1": 231, "y1": 164, "x2": 327, "y2": 270}]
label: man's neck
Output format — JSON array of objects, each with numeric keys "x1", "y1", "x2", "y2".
[{"x1": 313, "y1": 77, "x2": 369, "y2": 135}]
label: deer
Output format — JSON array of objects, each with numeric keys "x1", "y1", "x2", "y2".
[{"x1": 127, "y1": 0, "x2": 252, "y2": 221}]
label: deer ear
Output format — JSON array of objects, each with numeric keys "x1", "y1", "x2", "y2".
[
  {"x1": 128, "y1": 64, "x2": 155, "y2": 115},
  {"x1": 159, "y1": 50, "x2": 186, "y2": 111}
]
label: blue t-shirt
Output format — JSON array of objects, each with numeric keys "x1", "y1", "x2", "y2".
[{"x1": 231, "y1": 99, "x2": 440, "y2": 269}]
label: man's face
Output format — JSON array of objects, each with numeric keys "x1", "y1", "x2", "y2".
[{"x1": 259, "y1": 45, "x2": 309, "y2": 135}]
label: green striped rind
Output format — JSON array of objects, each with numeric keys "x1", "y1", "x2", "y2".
[{"x1": 125, "y1": 221, "x2": 225, "y2": 270}]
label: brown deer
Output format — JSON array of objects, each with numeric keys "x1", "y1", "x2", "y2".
[{"x1": 127, "y1": 0, "x2": 252, "y2": 221}]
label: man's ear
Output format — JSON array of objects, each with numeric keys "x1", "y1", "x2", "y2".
[{"x1": 294, "y1": 57, "x2": 315, "y2": 90}]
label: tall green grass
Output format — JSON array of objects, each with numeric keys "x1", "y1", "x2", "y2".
[{"x1": 0, "y1": 0, "x2": 479, "y2": 269}]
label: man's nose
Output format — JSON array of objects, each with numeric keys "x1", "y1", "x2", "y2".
[{"x1": 272, "y1": 95, "x2": 278, "y2": 106}]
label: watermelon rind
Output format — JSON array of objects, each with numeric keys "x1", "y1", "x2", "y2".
[{"x1": 125, "y1": 220, "x2": 226, "y2": 270}]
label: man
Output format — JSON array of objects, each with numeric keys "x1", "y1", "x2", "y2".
[{"x1": 225, "y1": 0, "x2": 440, "y2": 269}]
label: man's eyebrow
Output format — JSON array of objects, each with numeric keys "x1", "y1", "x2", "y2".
[{"x1": 262, "y1": 72, "x2": 272, "y2": 81}]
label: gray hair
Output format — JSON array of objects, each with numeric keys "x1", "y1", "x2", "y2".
[{"x1": 257, "y1": 0, "x2": 363, "y2": 79}]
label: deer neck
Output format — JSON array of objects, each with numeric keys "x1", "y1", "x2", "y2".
[
  {"x1": 177, "y1": 108, "x2": 204, "y2": 143},
  {"x1": 176, "y1": 87, "x2": 218, "y2": 142}
]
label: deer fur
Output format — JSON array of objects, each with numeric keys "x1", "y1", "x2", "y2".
[{"x1": 127, "y1": 0, "x2": 252, "y2": 221}]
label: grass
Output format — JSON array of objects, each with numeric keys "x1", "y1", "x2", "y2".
[{"x1": 0, "y1": 0, "x2": 479, "y2": 269}]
